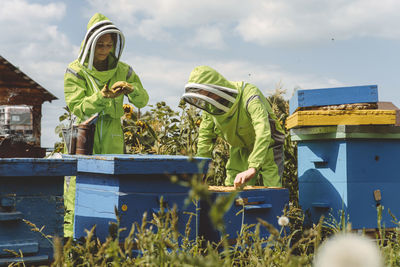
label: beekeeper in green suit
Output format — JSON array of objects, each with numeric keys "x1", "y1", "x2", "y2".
[
  {"x1": 182, "y1": 66, "x2": 285, "y2": 188},
  {"x1": 63, "y1": 13, "x2": 149, "y2": 237}
]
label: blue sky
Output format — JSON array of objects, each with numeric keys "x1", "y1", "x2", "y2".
[{"x1": 1, "y1": 0, "x2": 400, "y2": 148}]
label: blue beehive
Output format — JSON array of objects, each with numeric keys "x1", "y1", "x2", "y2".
[
  {"x1": 66, "y1": 154, "x2": 210, "y2": 242},
  {"x1": 289, "y1": 85, "x2": 378, "y2": 114},
  {"x1": 293, "y1": 125, "x2": 400, "y2": 229},
  {"x1": 0, "y1": 158, "x2": 76, "y2": 266},
  {"x1": 199, "y1": 187, "x2": 289, "y2": 242}
]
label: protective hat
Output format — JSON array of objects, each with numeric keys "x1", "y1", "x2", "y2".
[
  {"x1": 78, "y1": 18, "x2": 125, "y2": 70},
  {"x1": 182, "y1": 82, "x2": 238, "y2": 115}
]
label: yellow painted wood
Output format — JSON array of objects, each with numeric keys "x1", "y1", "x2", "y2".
[{"x1": 286, "y1": 109, "x2": 396, "y2": 129}]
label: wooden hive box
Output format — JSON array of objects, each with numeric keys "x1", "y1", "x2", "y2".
[
  {"x1": 0, "y1": 158, "x2": 76, "y2": 266},
  {"x1": 63, "y1": 154, "x2": 211, "y2": 242},
  {"x1": 294, "y1": 125, "x2": 400, "y2": 230},
  {"x1": 286, "y1": 109, "x2": 396, "y2": 129},
  {"x1": 289, "y1": 85, "x2": 378, "y2": 115}
]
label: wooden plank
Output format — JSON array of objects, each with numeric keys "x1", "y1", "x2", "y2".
[
  {"x1": 0, "y1": 255, "x2": 48, "y2": 265},
  {"x1": 0, "y1": 158, "x2": 77, "y2": 176},
  {"x1": 0, "y1": 211, "x2": 22, "y2": 221},
  {"x1": 0, "y1": 240, "x2": 38, "y2": 256},
  {"x1": 64, "y1": 154, "x2": 211, "y2": 175},
  {"x1": 378, "y1": 102, "x2": 400, "y2": 126},
  {"x1": 286, "y1": 109, "x2": 396, "y2": 129},
  {"x1": 290, "y1": 125, "x2": 400, "y2": 141},
  {"x1": 208, "y1": 186, "x2": 285, "y2": 192},
  {"x1": 289, "y1": 85, "x2": 378, "y2": 114}
]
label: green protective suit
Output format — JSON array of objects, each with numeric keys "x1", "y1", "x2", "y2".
[
  {"x1": 63, "y1": 13, "x2": 149, "y2": 237},
  {"x1": 190, "y1": 66, "x2": 285, "y2": 187}
]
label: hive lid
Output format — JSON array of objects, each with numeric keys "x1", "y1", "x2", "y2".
[
  {"x1": 0, "y1": 158, "x2": 77, "y2": 176},
  {"x1": 62, "y1": 154, "x2": 211, "y2": 175},
  {"x1": 289, "y1": 85, "x2": 378, "y2": 115}
]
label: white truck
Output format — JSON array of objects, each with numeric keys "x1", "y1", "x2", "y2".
[{"x1": 0, "y1": 105, "x2": 34, "y2": 143}]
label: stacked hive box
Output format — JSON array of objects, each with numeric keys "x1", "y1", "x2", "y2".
[
  {"x1": 63, "y1": 154, "x2": 211, "y2": 242},
  {"x1": 0, "y1": 158, "x2": 76, "y2": 265},
  {"x1": 288, "y1": 85, "x2": 400, "y2": 229}
]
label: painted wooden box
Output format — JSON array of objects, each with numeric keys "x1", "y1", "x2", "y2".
[
  {"x1": 0, "y1": 158, "x2": 76, "y2": 266},
  {"x1": 66, "y1": 154, "x2": 210, "y2": 242},
  {"x1": 286, "y1": 109, "x2": 396, "y2": 129},
  {"x1": 199, "y1": 186, "x2": 289, "y2": 243},
  {"x1": 295, "y1": 125, "x2": 400, "y2": 229},
  {"x1": 289, "y1": 85, "x2": 378, "y2": 115}
]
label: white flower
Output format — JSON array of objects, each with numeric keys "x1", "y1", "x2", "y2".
[
  {"x1": 314, "y1": 233, "x2": 383, "y2": 267},
  {"x1": 278, "y1": 216, "x2": 289, "y2": 226}
]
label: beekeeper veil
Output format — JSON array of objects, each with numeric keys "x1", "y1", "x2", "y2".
[
  {"x1": 77, "y1": 17, "x2": 125, "y2": 70},
  {"x1": 182, "y1": 83, "x2": 238, "y2": 115}
]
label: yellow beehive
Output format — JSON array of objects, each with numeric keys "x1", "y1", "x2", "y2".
[{"x1": 286, "y1": 109, "x2": 396, "y2": 129}]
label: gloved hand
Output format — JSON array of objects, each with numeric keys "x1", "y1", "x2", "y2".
[
  {"x1": 111, "y1": 81, "x2": 134, "y2": 95},
  {"x1": 100, "y1": 81, "x2": 134, "y2": 98},
  {"x1": 100, "y1": 84, "x2": 115, "y2": 98}
]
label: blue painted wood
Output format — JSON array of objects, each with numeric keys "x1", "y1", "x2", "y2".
[
  {"x1": 289, "y1": 85, "x2": 378, "y2": 114},
  {"x1": 0, "y1": 177, "x2": 64, "y2": 195},
  {"x1": 0, "y1": 240, "x2": 38, "y2": 256},
  {"x1": 244, "y1": 203, "x2": 273, "y2": 210},
  {"x1": 1, "y1": 197, "x2": 15, "y2": 208},
  {"x1": 298, "y1": 139, "x2": 400, "y2": 229},
  {"x1": 0, "y1": 211, "x2": 22, "y2": 221},
  {"x1": 0, "y1": 158, "x2": 74, "y2": 263},
  {"x1": 199, "y1": 189, "x2": 289, "y2": 243},
  {"x1": 291, "y1": 125, "x2": 400, "y2": 141},
  {"x1": 0, "y1": 255, "x2": 49, "y2": 265},
  {"x1": 72, "y1": 155, "x2": 211, "y2": 242},
  {"x1": 0, "y1": 158, "x2": 77, "y2": 176},
  {"x1": 63, "y1": 154, "x2": 210, "y2": 175}
]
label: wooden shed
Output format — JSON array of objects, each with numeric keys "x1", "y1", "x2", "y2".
[{"x1": 0, "y1": 55, "x2": 57, "y2": 151}]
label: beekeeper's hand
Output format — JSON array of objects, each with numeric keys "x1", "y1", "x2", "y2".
[
  {"x1": 234, "y1": 167, "x2": 257, "y2": 189},
  {"x1": 100, "y1": 84, "x2": 115, "y2": 98},
  {"x1": 111, "y1": 81, "x2": 134, "y2": 96}
]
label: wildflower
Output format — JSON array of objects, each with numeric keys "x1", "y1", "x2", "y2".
[
  {"x1": 124, "y1": 131, "x2": 132, "y2": 137},
  {"x1": 136, "y1": 120, "x2": 146, "y2": 129},
  {"x1": 195, "y1": 118, "x2": 202, "y2": 126},
  {"x1": 123, "y1": 104, "x2": 134, "y2": 114},
  {"x1": 314, "y1": 233, "x2": 383, "y2": 267},
  {"x1": 278, "y1": 216, "x2": 289, "y2": 226}
]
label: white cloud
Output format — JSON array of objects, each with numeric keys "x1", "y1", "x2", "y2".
[
  {"x1": 0, "y1": 0, "x2": 75, "y2": 65},
  {"x1": 188, "y1": 26, "x2": 226, "y2": 50},
  {"x1": 236, "y1": 0, "x2": 400, "y2": 45},
  {"x1": 123, "y1": 54, "x2": 343, "y2": 110},
  {"x1": 0, "y1": 0, "x2": 64, "y2": 20},
  {"x1": 85, "y1": 0, "x2": 244, "y2": 44},
  {"x1": 86, "y1": 0, "x2": 400, "y2": 46},
  {"x1": 0, "y1": 0, "x2": 75, "y2": 148}
]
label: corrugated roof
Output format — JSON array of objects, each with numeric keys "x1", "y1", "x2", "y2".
[{"x1": 0, "y1": 55, "x2": 58, "y2": 105}]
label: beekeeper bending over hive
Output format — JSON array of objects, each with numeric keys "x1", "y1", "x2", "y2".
[{"x1": 182, "y1": 66, "x2": 285, "y2": 188}]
